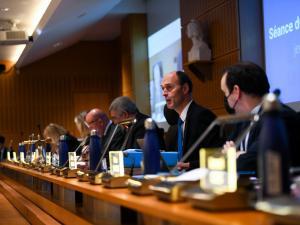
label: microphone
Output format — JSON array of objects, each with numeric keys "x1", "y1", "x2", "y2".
[
  {"x1": 93, "y1": 124, "x2": 121, "y2": 172},
  {"x1": 93, "y1": 117, "x2": 136, "y2": 172},
  {"x1": 273, "y1": 89, "x2": 281, "y2": 97},
  {"x1": 61, "y1": 135, "x2": 89, "y2": 168},
  {"x1": 120, "y1": 118, "x2": 137, "y2": 151},
  {"x1": 170, "y1": 112, "x2": 260, "y2": 174}
]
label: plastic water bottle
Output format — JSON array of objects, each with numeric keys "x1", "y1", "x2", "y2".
[
  {"x1": 89, "y1": 130, "x2": 102, "y2": 171},
  {"x1": 143, "y1": 118, "x2": 160, "y2": 174},
  {"x1": 58, "y1": 135, "x2": 69, "y2": 167},
  {"x1": 258, "y1": 93, "x2": 290, "y2": 198}
]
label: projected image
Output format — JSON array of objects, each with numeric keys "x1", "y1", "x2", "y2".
[
  {"x1": 148, "y1": 18, "x2": 182, "y2": 122},
  {"x1": 150, "y1": 62, "x2": 165, "y2": 122},
  {"x1": 263, "y1": 0, "x2": 300, "y2": 104}
]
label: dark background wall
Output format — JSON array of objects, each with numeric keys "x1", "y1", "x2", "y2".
[{"x1": 0, "y1": 41, "x2": 121, "y2": 145}]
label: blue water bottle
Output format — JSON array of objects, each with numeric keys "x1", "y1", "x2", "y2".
[
  {"x1": 258, "y1": 93, "x2": 290, "y2": 198},
  {"x1": 143, "y1": 118, "x2": 160, "y2": 174},
  {"x1": 18, "y1": 142, "x2": 25, "y2": 158},
  {"x1": 89, "y1": 130, "x2": 102, "y2": 171},
  {"x1": 58, "y1": 135, "x2": 69, "y2": 167}
]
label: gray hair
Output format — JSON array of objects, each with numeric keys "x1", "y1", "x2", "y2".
[{"x1": 109, "y1": 96, "x2": 137, "y2": 115}]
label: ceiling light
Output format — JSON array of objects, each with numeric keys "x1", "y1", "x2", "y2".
[
  {"x1": 36, "y1": 28, "x2": 42, "y2": 36},
  {"x1": 0, "y1": 8, "x2": 10, "y2": 12},
  {"x1": 10, "y1": 0, "x2": 52, "y2": 65},
  {"x1": 26, "y1": 0, "x2": 52, "y2": 36}
]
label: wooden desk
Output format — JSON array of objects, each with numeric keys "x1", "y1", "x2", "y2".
[{"x1": 0, "y1": 162, "x2": 273, "y2": 225}]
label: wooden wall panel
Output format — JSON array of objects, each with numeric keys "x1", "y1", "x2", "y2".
[
  {"x1": 180, "y1": 0, "x2": 240, "y2": 115},
  {"x1": 121, "y1": 14, "x2": 150, "y2": 115},
  {"x1": 0, "y1": 41, "x2": 121, "y2": 149},
  {"x1": 180, "y1": 0, "x2": 227, "y2": 25}
]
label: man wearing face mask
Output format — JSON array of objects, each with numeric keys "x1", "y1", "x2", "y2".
[{"x1": 220, "y1": 62, "x2": 300, "y2": 171}]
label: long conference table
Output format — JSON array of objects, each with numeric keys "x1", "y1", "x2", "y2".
[{"x1": 0, "y1": 162, "x2": 275, "y2": 225}]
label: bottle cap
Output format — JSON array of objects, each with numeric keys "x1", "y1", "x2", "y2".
[
  {"x1": 144, "y1": 118, "x2": 156, "y2": 130},
  {"x1": 262, "y1": 93, "x2": 281, "y2": 112},
  {"x1": 59, "y1": 135, "x2": 67, "y2": 141},
  {"x1": 90, "y1": 129, "x2": 98, "y2": 136}
]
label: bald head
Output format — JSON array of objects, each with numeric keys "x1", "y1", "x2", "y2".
[{"x1": 85, "y1": 108, "x2": 109, "y2": 136}]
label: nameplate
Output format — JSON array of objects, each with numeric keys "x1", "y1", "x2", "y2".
[
  {"x1": 35, "y1": 149, "x2": 39, "y2": 160},
  {"x1": 109, "y1": 151, "x2": 124, "y2": 176},
  {"x1": 20, "y1": 152, "x2": 25, "y2": 162},
  {"x1": 31, "y1": 152, "x2": 35, "y2": 163},
  {"x1": 200, "y1": 147, "x2": 237, "y2": 193},
  {"x1": 13, "y1": 152, "x2": 17, "y2": 162},
  {"x1": 46, "y1": 152, "x2": 51, "y2": 165},
  {"x1": 7, "y1": 152, "x2": 11, "y2": 161},
  {"x1": 68, "y1": 152, "x2": 77, "y2": 169}
]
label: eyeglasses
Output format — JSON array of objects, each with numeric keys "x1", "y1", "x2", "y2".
[
  {"x1": 161, "y1": 84, "x2": 180, "y2": 93},
  {"x1": 85, "y1": 118, "x2": 101, "y2": 127}
]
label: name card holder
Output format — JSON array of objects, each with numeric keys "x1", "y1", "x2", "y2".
[
  {"x1": 63, "y1": 152, "x2": 79, "y2": 178},
  {"x1": 7, "y1": 152, "x2": 11, "y2": 162},
  {"x1": 31, "y1": 152, "x2": 36, "y2": 164},
  {"x1": 182, "y1": 147, "x2": 250, "y2": 210},
  {"x1": 46, "y1": 152, "x2": 51, "y2": 165},
  {"x1": 40, "y1": 152, "x2": 52, "y2": 173},
  {"x1": 101, "y1": 151, "x2": 129, "y2": 188},
  {"x1": 20, "y1": 152, "x2": 25, "y2": 163},
  {"x1": 13, "y1": 152, "x2": 18, "y2": 163}
]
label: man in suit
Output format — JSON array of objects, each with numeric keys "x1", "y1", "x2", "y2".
[
  {"x1": 77, "y1": 108, "x2": 123, "y2": 170},
  {"x1": 161, "y1": 71, "x2": 218, "y2": 170},
  {"x1": 85, "y1": 108, "x2": 123, "y2": 150},
  {"x1": 221, "y1": 62, "x2": 300, "y2": 171},
  {"x1": 109, "y1": 96, "x2": 165, "y2": 150}
]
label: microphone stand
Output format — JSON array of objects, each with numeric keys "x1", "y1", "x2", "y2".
[
  {"x1": 101, "y1": 118, "x2": 137, "y2": 188},
  {"x1": 89, "y1": 124, "x2": 121, "y2": 184},
  {"x1": 120, "y1": 118, "x2": 137, "y2": 151},
  {"x1": 56, "y1": 136, "x2": 89, "y2": 177}
]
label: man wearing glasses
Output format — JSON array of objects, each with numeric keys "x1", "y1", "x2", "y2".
[{"x1": 78, "y1": 108, "x2": 124, "y2": 170}]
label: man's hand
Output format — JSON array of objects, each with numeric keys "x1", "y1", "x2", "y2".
[
  {"x1": 222, "y1": 141, "x2": 236, "y2": 154},
  {"x1": 177, "y1": 161, "x2": 190, "y2": 170},
  {"x1": 222, "y1": 141, "x2": 244, "y2": 158}
]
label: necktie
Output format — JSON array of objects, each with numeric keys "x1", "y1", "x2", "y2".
[{"x1": 177, "y1": 118, "x2": 184, "y2": 161}]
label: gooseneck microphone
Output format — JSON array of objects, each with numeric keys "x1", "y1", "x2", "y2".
[
  {"x1": 93, "y1": 124, "x2": 121, "y2": 172},
  {"x1": 120, "y1": 118, "x2": 137, "y2": 152},
  {"x1": 61, "y1": 135, "x2": 89, "y2": 168}
]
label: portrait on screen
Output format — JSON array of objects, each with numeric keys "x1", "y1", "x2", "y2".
[{"x1": 150, "y1": 61, "x2": 165, "y2": 122}]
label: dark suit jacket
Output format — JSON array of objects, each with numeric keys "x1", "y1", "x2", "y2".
[
  {"x1": 182, "y1": 101, "x2": 219, "y2": 169},
  {"x1": 164, "y1": 124, "x2": 178, "y2": 151},
  {"x1": 66, "y1": 133, "x2": 80, "y2": 153},
  {"x1": 102, "y1": 122, "x2": 124, "y2": 151},
  {"x1": 228, "y1": 104, "x2": 300, "y2": 172},
  {"x1": 124, "y1": 111, "x2": 165, "y2": 150},
  {"x1": 0, "y1": 146, "x2": 8, "y2": 161}
]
